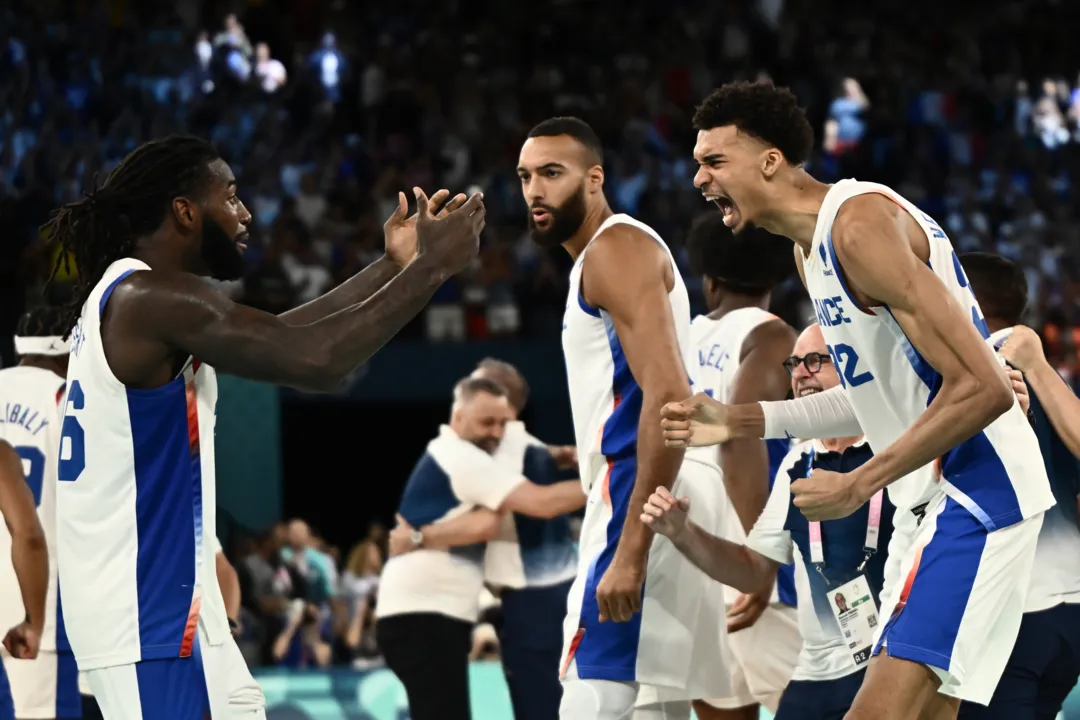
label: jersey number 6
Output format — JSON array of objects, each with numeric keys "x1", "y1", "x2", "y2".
[{"x1": 58, "y1": 380, "x2": 86, "y2": 482}]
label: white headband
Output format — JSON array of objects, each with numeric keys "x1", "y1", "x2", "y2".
[{"x1": 13, "y1": 336, "x2": 70, "y2": 357}]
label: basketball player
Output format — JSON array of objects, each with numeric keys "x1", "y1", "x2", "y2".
[
  {"x1": 683, "y1": 214, "x2": 801, "y2": 720},
  {"x1": 660, "y1": 82, "x2": 1055, "y2": 719},
  {"x1": 957, "y1": 252, "x2": 1080, "y2": 720},
  {"x1": 44, "y1": 135, "x2": 484, "y2": 718},
  {"x1": 518, "y1": 117, "x2": 730, "y2": 720},
  {"x1": 644, "y1": 322, "x2": 896, "y2": 720},
  {"x1": 0, "y1": 308, "x2": 80, "y2": 720}
]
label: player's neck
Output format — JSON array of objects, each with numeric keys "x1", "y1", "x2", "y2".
[
  {"x1": 18, "y1": 357, "x2": 64, "y2": 378},
  {"x1": 132, "y1": 230, "x2": 191, "y2": 272},
  {"x1": 562, "y1": 203, "x2": 614, "y2": 261},
  {"x1": 756, "y1": 173, "x2": 831, "y2": 252},
  {"x1": 821, "y1": 435, "x2": 863, "y2": 453},
  {"x1": 707, "y1": 292, "x2": 769, "y2": 320},
  {"x1": 985, "y1": 317, "x2": 1011, "y2": 335}
]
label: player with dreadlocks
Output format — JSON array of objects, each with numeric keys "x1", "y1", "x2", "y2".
[
  {"x1": 0, "y1": 306, "x2": 74, "y2": 720},
  {"x1": 45, "y1": 134, "x2": 485, "y2": 719}
]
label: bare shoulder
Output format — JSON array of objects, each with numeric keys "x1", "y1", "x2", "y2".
[
  {"x1": 109, "y1": 270, "x2": 233, "y2": 329},
  {"x1": 832, "y1": 192, "x2": 929, "y2": 265},
  {"x1": 582, "y1": 221, "x2": 671, "y2": 290},
  {"x1": 742, "y1": 317, "x2": 797, "y2": 359},
  {"x1": 831, "y1": 194, "x2": 906, "y2": 250}
]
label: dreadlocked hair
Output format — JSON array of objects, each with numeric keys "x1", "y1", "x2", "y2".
[
  {"x1": 16, "y1": 305, "x2": 71, "y2": 338},
  {"x1": 43, "y1": 135, "x2": 222, "y2": 338}
]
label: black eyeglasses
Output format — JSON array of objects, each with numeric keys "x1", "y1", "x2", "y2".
[{"x1": 783, "y1": 352, "x2": 832, "y2": 376}]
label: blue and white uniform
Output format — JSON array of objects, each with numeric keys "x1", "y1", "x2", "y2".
[
  {"x1": 802, "y1": 180, "x2": 1055, "y2": 704},
  {"x1": 559, "y1": 214, "x2": 730, "y2": 701},
  {"x1": 748, "y1": 440, "x2": 896, "y2": 719},
  {"x1": 484, "y1": 421, "x2": 577, "y2": 720},
  {"x1": 956, "y1": 331, "x2": 1080, "y2": 719},
  {"x1": 690, "y1": 309, "x2": 801, "y2": 712},
  {"x1": 57, "y1": 258, "x2": 230, "y2": 719},
  {"x1": 0, "y1": 363, "x2": 80, "y2": 719}
]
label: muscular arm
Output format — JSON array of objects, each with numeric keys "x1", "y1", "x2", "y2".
[
  {"x1": 116, "y1": 253, "x2": 449, "y2": 392},
  {"x1": 832, "y1": 196, "x2": 1014, "y2": 496},
  {"x1": 670, "y1": 522, "x2": 778, "y2": 596},
  {"x1": 0, "y1": 442, "x2": 47, "y2": 633},
  {"x1": 722, "y1": 320, "x2": 797, "y2": 533},
  {"x1": 279, "y1": 256, "x2": 398, "y2": 326},
  {"x1": 500, "y1": 481, "x2": 587, "y2": 520},
  {"x1": 582, "y1": 226, "x2": 689, "y2": 562},
  {"x1": 216, "y1": 550, "x2": 241, "y2": 624},
  {"x1": 1023, "y1": 357, "x2": 1080, "y2": 460}
]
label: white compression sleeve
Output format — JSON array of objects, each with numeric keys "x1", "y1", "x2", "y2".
[{"x1": 760, "y1": 386, "x2": 863, "y2": 440}]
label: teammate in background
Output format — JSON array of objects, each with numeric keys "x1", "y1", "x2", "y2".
[
  {"x1": 390, "y1": 358, "x2": 579, "y2": 720},
  {"x1": 684, "y1": 214, "x2": 801, "y2": 720},
  {"x1": 645, "y1": 322, "x2": 895, "y2": 720},
  {"x1": 663, "y1": 82, "x2": 1054, "y2": 719},
  {"x1": 378, "y1": 377, "x2": 585, "y2": 720},
  {"x1": 0, "y1": 308, "x2": 80, "y2": 720},
  {"x1": 958, "y1": 252, "x2": 1080, "y2": 720},
  {"x1": 45, "y1": 135, "x2": 485, "y2": 718},
  {"x1": 519, "y1": 117, "x2": 730, "y2": 720}
]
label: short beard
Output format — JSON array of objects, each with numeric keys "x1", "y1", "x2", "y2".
[{"x1": 528, "y1": 184, "x2": 587, "y2": 249}]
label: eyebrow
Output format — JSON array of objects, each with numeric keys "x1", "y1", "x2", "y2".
[
  {"x1": 517, "y1": 162, "x2": 568, "y2": 174},
  {"x1": 698, "y1": 153, "x2": 725, "y2": 164}
]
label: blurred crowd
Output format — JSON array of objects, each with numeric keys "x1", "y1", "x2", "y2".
[
  {"x1": 232, "y1": 517, "x2": 514, "y2": 669},
  {"x1": 5, "y1": 0, "x2": 1080, "y2": 377}
]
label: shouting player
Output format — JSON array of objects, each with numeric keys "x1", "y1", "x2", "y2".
[
  {"x1": 519, "y1": 117, "x2": 730, "y2": 720},
  {"x1": 661, "y1": 83, "x2": 1054, "y2": 719},
  {"x1": 684, "y1": 214, "x2": 801, "y2": 720},
  {"x1": 0, "y1": 309, "x2": 70, "y2": 720},
  {"x1": 45, "y1": 135, "x2": 484, "y2": 718}
]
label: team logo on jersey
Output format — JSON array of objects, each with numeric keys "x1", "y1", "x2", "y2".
[{"x1": 819, "y1": 241, "x2": 834, "y2": 277}]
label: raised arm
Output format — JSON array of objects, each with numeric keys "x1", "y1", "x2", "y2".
[
  {"x1": 829, "y1": 195, "x2": 1013, "y2": 498},
  {"x1": 721, "y1": 320, "x2": 797, "y2": 533},
  {"x1": 581, "y1": 225, "x2": 690, "y2": 622},
  {"x1": 0, "y1": 441, "x2": 47, "y2": 658},
  {"x1": 641, "y1": 486, "x2": 778, "y2": 596},
  {"x1": 114, "y1": 192, "x2": 484, "y2": 392},
  {"x1": 280, "y1": 190, "x2": 467, "y2": 326}
]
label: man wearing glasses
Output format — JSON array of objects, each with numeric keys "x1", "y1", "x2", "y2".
[{"x1": 641, "y1": 323, "x2": 896, "y2": 720}]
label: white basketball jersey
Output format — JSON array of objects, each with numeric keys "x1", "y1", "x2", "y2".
[
  {"x1": 691, "y1": 308, "x2": 790, "y2": 604},
  {"x1": 57, "y1": 258, "x2": 228, "y2": 670},
  {"x1": 562, "y1": 214, "x2": 716, "y2": 490},
  {"x1": 0, "y1": 366, "x2": 66, "y2": 651},
  {"x1": 802, "y1": 180, "x2": 1054, "y2": 529}
]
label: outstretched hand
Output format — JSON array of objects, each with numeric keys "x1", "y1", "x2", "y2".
[
  {"x1": 660, "y1": 392, "x2": 733, "y2": 448},
  {"x1": 382, "y1": 188, "x2": 469, "y2": 268},
  {"x1": 414, "y1": 188, "x2": 485, "y2": 276}
]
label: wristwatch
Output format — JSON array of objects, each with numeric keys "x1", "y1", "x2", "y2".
[{"x1": 411, "y1": 528, "x2": 424, "y2": 549}]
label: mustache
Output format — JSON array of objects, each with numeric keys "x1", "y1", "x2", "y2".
[{"x1": 530, "y1": 203, "x2": 555, "y2": 212}]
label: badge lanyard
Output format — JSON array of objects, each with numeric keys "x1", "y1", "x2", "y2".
[{"x1": 804, "y1": 447, "x2": 883, "y2": 576}]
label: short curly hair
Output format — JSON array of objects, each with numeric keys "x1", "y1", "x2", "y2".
[
  {"x1": 687, "y1": 213, "x2": 790, "y2": 295},
  {"x1": 693, "y1": 82, "x2": 815, "y2": 166}
]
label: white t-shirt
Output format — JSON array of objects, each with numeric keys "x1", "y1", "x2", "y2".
[{"x1": 377, "y1": 426, "x2": 525, "y2": 623}]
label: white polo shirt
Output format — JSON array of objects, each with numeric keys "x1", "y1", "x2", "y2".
[{"x1": 377, "y1": 426, "x2": 525, "y2": 623}]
